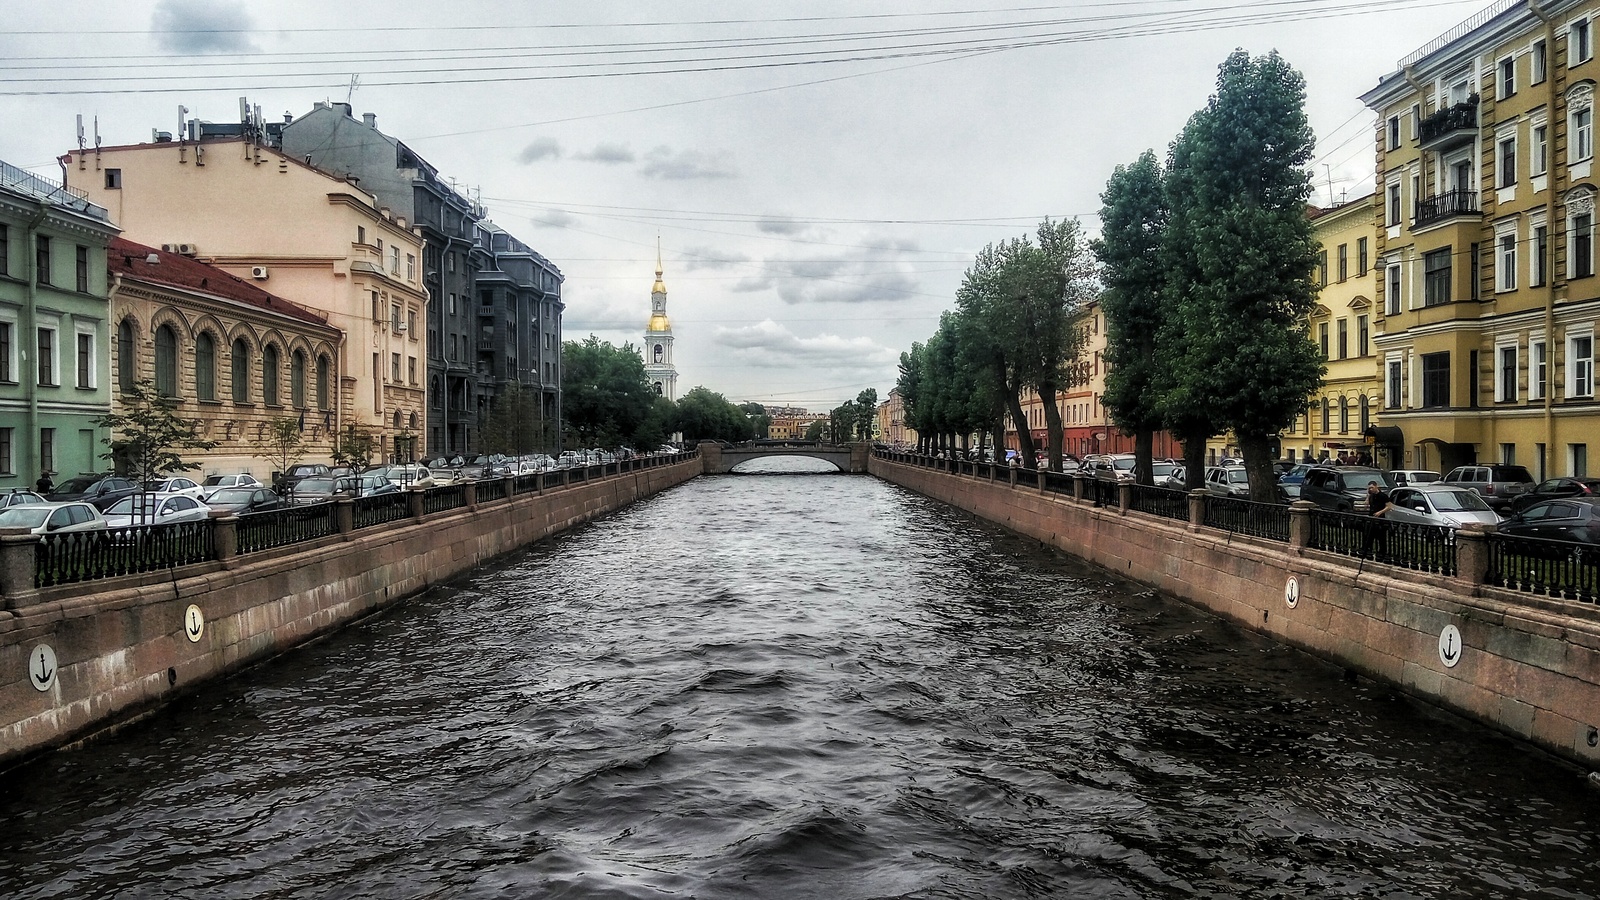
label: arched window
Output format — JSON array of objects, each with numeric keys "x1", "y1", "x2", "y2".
[
  {"x1": 262, "y1": 345, "x2": 280, "y2": 406},
  {"x1": 232, "y1": 338, "x2": 251, "y2": 402},
  {"x1": 316, "y1": 355, "x2": 331, "y2": 411},
  {"x1": 1359, "y1": 395, "x2": 1371, "y2": 431},
  {"x1": 195, "y1": 332, "x2": 215, "y2": 401},
  {"x1": 117, "y1": 318, "x2": 136, "y2": 393},
  {"x1": 393, "y1": 409, "x2": 401, "y2": 429},
  {"x1": 1339, "y1": 397, "x2": 1350, "y2": 434},
  {"x1": 291, "y1": 350, "x2": 306, "y2": 409},
  {"x1": 1320, "y1": 398, "x2": 1330, "y2": 433},
  {"x1": 154, "y1": 324, "x2": 178, "y2": 397},
  {"x1": 409, "y1": 411, "x2": 418, "y2": 429}
]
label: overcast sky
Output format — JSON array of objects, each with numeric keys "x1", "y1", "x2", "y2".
[{"x1": 2, "y1": 0, "x2": 1491, "y2": 410}]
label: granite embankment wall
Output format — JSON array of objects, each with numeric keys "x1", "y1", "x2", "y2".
[
  {"x1": 871, "y1": 456, "x2": 1600, "y2": 770},
  {"x1": 0, "y1": 458, "x2": 701, "y2": 769}
]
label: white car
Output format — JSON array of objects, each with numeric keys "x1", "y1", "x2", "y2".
[
  {"x1": 0, "y1": 501, "x2": 108, "y2": 536},
  {"x1": 142, "y1": 476, "x2": 206, "y2": 500},
  {"x1": 1384, "y1": 485, "x2": 1502, "y2": 529},
  {"x1": 200, "y1": 473, "x2": 263, "y2": 500},
  {"x1": 103, "y1": 493, "x2": 212, "y2": 529}
]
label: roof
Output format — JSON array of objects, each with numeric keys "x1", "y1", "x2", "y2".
[
  {"x1": 109, "y1": 238, "x2": 329, "y2": 326},
  {"x1": 1, "y1": 158, "x2": 112, "y2": 223}
]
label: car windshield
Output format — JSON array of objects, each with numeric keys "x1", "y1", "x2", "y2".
[
  {"x1": 1432, "y1": 490, "x2": 1492, "y2": 512},
  {"x1": 1151, "y1": 463, "x2": 1179, "y2": 476},
  {"x1": 1408, "y1": 472, "x2": 1441, "y2": 484},
  {"x1": 202, "y1": 476, "x2": 229, "y2": 487},
  {"x1": 54, "y1": 477, "x2": 98, "y2": 493},
  {"x1": 0, "y1": 507, "x2": 52, "y2": 528},
  {"x1": 210, "y1": 489, "x2": 252, "y2": 503},
  {"x1": 1227, "y1": 469, "x2": 1249, "y2": 483},
  {"x1": 1492, "y1": 466, "x2": 1534, "y2": 482},
  {"x1": 105, "y1": 496, "x2": 160, "y2": 515},
  {"x1": 295, "y1": 478, "x2": 335, "y2": 492},
  {"x1": 1111, "y1": 458, "x2": 1136, "y2": 471}
]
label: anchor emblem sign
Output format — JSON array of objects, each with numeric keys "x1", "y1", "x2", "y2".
[
  {"x1": 1438, "y1": 624, "x2": 1463, "y2": 668},
  {"x1": 28, "y1": 644, "x2": 57, "y2": 692},
  {"x1": 1284, "y1": 576, "x2": 1300, "y2": 609},
  {"x1": 184, "y1": 604, "x2": 205, "y2": 643}
]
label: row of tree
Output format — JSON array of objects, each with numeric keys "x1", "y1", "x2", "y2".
[
  {"x1": 894, "y1": 50, "x2": 1325, "y2": 502},
  {"x1": 824, "y1": 389, "x2": 878, "y2": 443}
]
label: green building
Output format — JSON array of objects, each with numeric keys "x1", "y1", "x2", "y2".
[{"x1": 0, "y1": 159, "x2": 118, "y2": 489}]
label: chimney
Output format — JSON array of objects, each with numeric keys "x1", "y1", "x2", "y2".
[
  {"x1": 335, "y1": 102, "x2": 353, "y2": 117},
  {"x1": 284, "y1": 111, "x2": 294, "y2": 124},
  {"x1": 363, "y1": 113, "x2": 376, "y2": 128}
]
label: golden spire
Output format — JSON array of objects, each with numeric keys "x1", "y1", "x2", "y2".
[{"x1": 652, "y1": 235, "x2": 666, "y2": 294}]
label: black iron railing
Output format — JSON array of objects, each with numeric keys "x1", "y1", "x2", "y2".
[
  {"x1": 476, "y1": 478, "x2": 507, "y2": 502},
  {"x1": 512, "y1": 472, "x2": 541, "y2": 495},
  {"x1": 35, "y1": 521, "x2": 216, "y2": 588},
  {"x1": 1486, "y1": 533, "x2": 1598, "y2": 602},
  {"x1": 237, "y1": 504, "x2": 338, "y2": 554},
  {"x1": 352, "y1": 492, "x2": 409, "y2": 529},
  {"x1": 422, "y1": 483, "x2": 467, "y2": 515},
  {"x1": 1130, "y1": 484, "x2": 1189, "y2": 521},
  {"x1": 1413, "y1": 189, "x2": 1481, "y2": 228},
  {"x1": 1088, "y1": 478, "x2": 1120, "y2": 508},
  {"x1": 1204, "y1": 495, "x2": 1291, "y2": 542},
  {"x1": 1417, "y1": 97, "x2": 1478, "y2": 145},
  {"x1": 1042, "y1": 470, "x2": 1075, "y2": 495},
  {"x1": 1308, "y1": 509, "x2": 1458, "y2": 574}
]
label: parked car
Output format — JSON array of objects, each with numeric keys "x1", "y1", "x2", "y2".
[
  {"x1": 1204, "y1": 465, "x2": 1252, "y2": 499},
  {"x1": 1383, "y1": 485, "x2": 1501, "y2": 530},
  {"x1": 45, "y1": 475, "x2": 140, "y2": 511},
  {"x1": 1278, "y1": 464, "x2": 1313, "y2": 499},
  {"x1": 0, "y1": 490, "x2": 47, "y2": 510},
  {"x1": 1440, "y1": 464, "x2": 1535, "y2": 512},
  {"x1": 1300, "y1": 466, "x2": 1394, "y2": 512},
  {"x1": 103, "y1": 493, "x2": 212, "y2": 529},
  {"x1": 368, "y1": 464, "x2": 436, "y2": 489},
  {"x1": 1388, "y1": 470, "x2": 1442, "y2": 488},
  {"x1": 287, "y1": 476, "x2": 362, "y2": 506},
  {"x1": 205, "y1": 487, "x2": 287, "y2": 515},
  {"x1": 278, "y1": 463, "x2": 332, "y2": 495},
  {"x1": 356, "y1": 474, "x2": 402, "y2": 497},
  {"x1": 0, "y1": 501, "x2": 108, "y2": 536},
  {"x1": 140, "y1": 476, "x2": 206, "y2": 500},
  {"x1": 199, "y1": 473, "x2": 263, "y2": 500},
  {"x1": 1089, "y1": 454, "x2": 1137, "y2": 483},
  {"x1": 1497, "y1": 498, "x2": 1600, "y2": 547},
  {"x1": 1151, "y1": 461, "x2": 1185, "y2": 489},
  {"x1": 1508, "y1": 477, "x2": 1600, "y2": 514}
]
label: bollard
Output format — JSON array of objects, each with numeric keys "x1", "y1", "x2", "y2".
[
  {"x1": 1118, "y1": 482, "x2": 1132, "y2": 515},
  {"x1": 1188, "y1": 490, "x2": 1208, "y2": 530},
  {"x1": 502, "y1": 474, "x2": 515, "y2": 501},
  {"x1": 211, "y1": 511, "x2": 239, "y2": 569},
  {"x1": 1288, "y1": 500, "x2": 1315, "y2": 551},
  {"x1": 1073, "y1": 473, "x2": 1087, "y2": 503},
  {"x1": 334, "y1": 498, "x2": 355, "y2": 539},
  {"x1": 1454, "y1": 522, "x2": 1496, "y2": 588},
  {"x1": 0, "y1": 528, "x2": 39, "y2": 609},
  {"x1": 463, "y1": 479, "x2": 478, "y2": 511},
  {"x1": 408, "y1": 486, "x2": 426, "y2": 521}
]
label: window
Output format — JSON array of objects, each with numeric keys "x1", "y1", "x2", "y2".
[
  {"x1": 1387, "y1": 115, "x2": 1401, "y2": 150},
  {"x1": 376, "y1": 238, "x2": 383, "y2": 255},
  {"x1": 1532, "y1": 223, "x2": 1549, "y2": 286},
  {"x1": 1319, "y1": 322, "x2": 1330, "y2": 359},
  {"x1": 1321, "y1": 398, "x2": 1330, "y2": 433},
  {"x1": 1497, "y1": 230, "x2": 1517, "y2": 291},
  {"x1": 263, "y1": 345, "x2": 279, "y2": 405},
  {"x1": 117, "y1": 319, "x2": 134, "y2": 392},
  {"x1": 1498, "y1": 345, "x2": 1518, "y2": 402},
  {"x1": 391, "y1": 352, "x2": 401, "y2": 383},
  {"x1": 0, "y1": 427, "x2": 10, "y2": 475},
  {"x1": 1574, "y1": 444, "x2": 1591, "y2": 478},
  {"x1": 1387, "y1": 182, "x2": 1402, "y2": 227},
  {"x1": 357, "y1": 226, "x2": 366, "y2": 245},
  {"x1": 391, "y1": 303, "x2": 401, "y2": 329},
  {"x1": 1339, "y1": 397, "x2": 1350, "y2": 434},
  {"x1": 406, "y1": 253, "x2": 416, "y2": 281},
  {"x1": 232, "y1": 338, "x2": 251, "y2": 402},
  {"x1": 1357, "y1": 237, "x2": 1368, "y2": 275},
  {"x1": 317, "y1": 355, "x2": 330, "y2": 410},
  {"x1": 1424, "y1": 248, "x2": 1452, "y2": 306},
  {"x1": 1574, "y1": 17, "x2": 1593, "y2": 65},
  {"x1": 447, "y1": 252, "x2": 456, "y2": 273},
  {"x1": 1502, "y1": 444, "x2": 1517, "y2": 466},
  {"x1": 154, "y1": 324, "x2": 177, "y2": 397},
  {"x1": 449, "y1": 293, "x2": 457, "y2": 315},
  {"x1": 1421, "y1": 352, "x2": 1451, "y2": 408},
  {"x1": 1386, "y1": 263, "x2": 1402, "y2": 315},
  {"x1": 75, "y1": 246, "x2": 88, "y2": 293},
  {"x1": 35, "y1": 236, "x2": 50, "y2": 286},
  {"x1": 0, "y1": 223, "x2": 7, "y2": 276},
  {"x1": 1532, "y1": 123, "x2": 1548, "y2": 176},
  {"x1": 1572, "y1": 104, "x2": 1594, "y2": 163},
  {"x1": 40, "y1": 428, "x2": 53, "y2": 474},
  {"x1": 1573, "y1": 208, "x2": 1595, "y2": 278},
  {"x1": 1534, "y1": 39, "x2": 1548, "y2": 83},
  {"x1": 390, "y1": 245, "x2": 400, "y2": 275},
  {"x1": 370, "y1": 291, "x2": 380, "y2": 322},
  {"x1": 408, "y1": 356, "x2": 417, "y2": 384},
  {"x1": 448, "y1": 334, "x2": 457, "y2": 361},
  {"x1": 1499, "y1": 56, "x2": 1516, "y2": 98},
  {"x1": 1360, "y1": 395, "x2": 1371, "y2": 431},
  {"x1": 76, "y1": 331, "x2": 93, "y2": 389},
  {"x1": 1570, "y1": 333, "x2": 1595, "y2": 397},
  {"x1": 291, "y1": 350, "x2": 306, "y2": 408},
  {"x1": 0, "y1": 320, "x2": 11, "y2": 382},
  {"x1": 407, "y1": 309, "x2": 416, "y2": 337},
  {"x1": 195, "y1": 332, "x2": 215, "y2": 400},
  {"x1": 1470, "y1": 349, "x2": 1481, "y2": 408},
  {"x1": 1498, "y1": 135, "x2": 1517, "y2": 188},
  {"x1": 1532, "y1": 339, "x2": 1548, "y2": 400},
  {"x1": 1357, "y1": 315, "x2": 1369, "y2": 357},
  {"x1": 37, "y1": 327, "x2": 55, "y2": 385},
  {"x1": 1337, "y1": 244, "x2": 1348, "y2": 282},
  {"x1": 1337, "y1": 319, "x2": 1348, "y2": 359},
  {"x1": 1387, "y1": 358, "x2": 1403, "y2": 409}
]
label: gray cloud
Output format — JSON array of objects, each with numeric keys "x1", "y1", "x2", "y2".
[
  {"x1": 757, "y1": 217, "x2": 810, "y2": 236},
  {"x1": 640, "y1": 146, "x2": 736, "y2": 180},
  {"x1": 575, "y1": 143, "x2": 636, "y2": 164},
  {"x1": 711, "y1": 320, "x2": 899, "y2": 371},
  {"x1": 530, "y1": 208, "x2": 577, "y2": 229},
  {"x1": 151, "y1": 0, "x2": 258, "y2": 54},
  {"x1": 729, "y1": 235, "x2": 926, "y2": 304},
  {"x1": 681, "y1": 246, "x2": 751, "y2": 271},
  {"x1": 517, "y1": 138, "x2": 563, "y2": 163}
]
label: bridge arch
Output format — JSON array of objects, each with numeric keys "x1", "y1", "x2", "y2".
[
  {"x1": 728, "y1": 454, "x2": 843, "y2": 474},
  {"x1": 698, "y1": 440, "x2": 870, "y2": 475}
]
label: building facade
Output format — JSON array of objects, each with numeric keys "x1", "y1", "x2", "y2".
[
  {"x1": 1362, "y1": 0, "x2": 1600, "y2": 478},
  {"x1": 107, "y1": 238, "x2": 343, "y2": 477},
  {"x1": 475, "y1": 220, "x2": 564, "y2": 452},
  {"x1": 643, "y1": 252, "x2": 678, "y2": 400},
  {"x1": 0, "y1": 160, "x2": 119, "y2": 487},
  {"x1": 65, "y1": 132, "x2": 427, "y2": 463}
]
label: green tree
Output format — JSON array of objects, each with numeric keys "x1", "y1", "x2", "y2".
[
  {"x1": 330, "y1": 424, "x2": 379, "y2": 471},
  {"x1": 1095, "y1": 150, "x2": 1170, "y2": 485},
  {"x1": 803, "y1": 420, "x2": 826, "y2": 441},
  {"x1": 96, "y1": 379, "x2": 219, "y2": 491},
  {"x1": 562, "y1": 336, "x2": 659, "y2": 449},
  {"x1": 252, "y1": 417, "x2": 305, "y2": 489},
  {"x1": 738, "y1": 401, "x2": 772, "y2": 439},
  {"x1": 677, "y1": 386, "x2": 755, "y2": 442},
  {"x1": 853, "y1": 388, "x2": 878, "y2": 442},
  {"x1": 1167, "y1": 50, "x2": 1324, "y2": 500}
]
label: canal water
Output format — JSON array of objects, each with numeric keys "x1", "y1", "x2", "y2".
[{"x1": 2, "y1": 458, "x2": 1597, "y2": 899}]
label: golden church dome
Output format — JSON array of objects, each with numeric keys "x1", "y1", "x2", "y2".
[{"x1": 648, "y1": 312, "x2": 671, "y2": 332}]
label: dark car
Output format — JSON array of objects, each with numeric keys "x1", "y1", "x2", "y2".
[
  {"x1": 1300, "y1": 466, "x2": 1393, "y2": 512},
  {"x1": 45, "y1": 474, "x2": 140, "y2": 511},
  {"x1": 287, "y1": 476, "x2": 361, "y2": 506},
  {"x1": 205, "y1": 487, "x2": 286, "y2": 515},
  {"x1": 1509, "y1": 477, "x2": 1600, "y2": 514},
  {"x1": 278, "y1": 463, "x2": 331, "y2": 495},
  {"x1": 1497, "y1": 498, "x2": 1600, "y2": 546}
]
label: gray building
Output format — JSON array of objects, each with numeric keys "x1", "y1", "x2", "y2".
[
  {"x1": 476, "y1": 220, "x2": 563, "y2": 453},
  {"x1": 278, "y1": 102, "x2": 561, "y2": 454}
]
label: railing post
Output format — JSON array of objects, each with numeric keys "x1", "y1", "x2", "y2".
[
  {"x1": 1117, "y1": 482, "x2": 1132, "y2": 515},
  {"x1": 1288, "y1": 500, "x2": 1315, "y2": 552},
  {"x1": 0, "y1": 528, "x2": 39, "y2": 609},
  {"x1": 1188, "y1": 490, "x2": 1208, "y2": 530},
  {"x1": 463, "y1": 479, "x2": 479, "y2": 510},
  {"x1": 503, "y1": 474, "x2": 515, "y2": 501},
  {"x1": 1008, "y1": 465, "x2": 1018, "y2": 487},
  {"x1": 211, "y1": 511, "x2": 239, "y2": 569},
  {"x1": 334, "y1": 498, "x2": 355, "y2": 539},
  {"x1": 408, "y1": 486, "x2": 426, "y2": 521},
  {"x1": 1072, "y1": 473, "x2": 1086, "y2": 502},
  {"x1": 1036, "y1": 468, "x2": 1046, "y2": 492},
  {"x1": 1454, "y1": 522, "x2": 1495, "y2": 588}
]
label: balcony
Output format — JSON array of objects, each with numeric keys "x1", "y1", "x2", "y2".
[
  {"x1": 1413, "y1": 189, "x2": 1481, "y2": 230},
  {"x1": 1418, "y1": 96, "x2": 1478, "y2": 151}
]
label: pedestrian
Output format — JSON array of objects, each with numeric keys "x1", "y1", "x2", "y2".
[
  {"x1": 1361, "y1": 479, "x2": 1391, "y2": 559},
  {"x1": 35, "y1": 471, "x2": 53, "y2": 494}
]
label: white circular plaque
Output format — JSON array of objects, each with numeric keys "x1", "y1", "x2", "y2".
[
  {"x1": 1284, "y1": 575, "x2": 1300, "y2": 609},
  {"x1": 184, "y1": 604, "x2": 205, "y2": 643},
  {"x1": 1438, "y1": 624, "x2": 1463, "y2": 668},
  {"x1": 28, "y1": 644, "x2": 57, "y2": 692}
]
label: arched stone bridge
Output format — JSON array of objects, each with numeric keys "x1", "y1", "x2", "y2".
[{"x1": 698, "y1": 441, "x2": 870, "y2": 474}]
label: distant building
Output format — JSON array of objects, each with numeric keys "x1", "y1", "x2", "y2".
[
  {"x1": 1301, "y1": 195, "x2": 1383, "y2": 464},
  {"x1": 879, "y1": 389, "x2": 917, "y2": 447},
  {"x1": 642, "y1": 248, "x2": 678, "y2": 401},
  {"x1": 0, "y1": 159, "x2": 119, "y2": 485},
  {"x1": 476, "y1": 220, "x2": 564, "y2": 452}
]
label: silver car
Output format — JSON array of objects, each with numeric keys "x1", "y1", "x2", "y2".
[
  {"x1": 102, "y1": 493, "x2": 212, "y2": 529},
  {"x1": 0, "y1": 501, "x2": 108, "y2": 536},
  {"x1": 1383, "y1": 485, "x2": 1501, "y2": 529}
]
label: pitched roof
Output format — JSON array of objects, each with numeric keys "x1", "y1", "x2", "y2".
[{"x1": 109, "y1": 238, "x2": 329, "y2": 326}]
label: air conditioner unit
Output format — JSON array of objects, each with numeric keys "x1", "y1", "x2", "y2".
[
  {"x1": 394, "y1": 321, "x2": 407, "y2": 332},
  {"x1": 251, "y1": 266, "x2": 269, "y2": 280},
  {"x1": 161, "y1": 243, "x2": 177, "y2": 253},
  {"x1": 177, "y1": 243, "x2": 197, "y2": 256}
]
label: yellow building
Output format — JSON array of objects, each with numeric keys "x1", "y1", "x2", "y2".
[
  {"x1": 65, "y1": 134, "x2": 428, "y2": 463},
  {"x1": 1361, "y1": 1, "x2": 1600, "y2": 479},
  {"x1": 1295, "y1": 194, "x2": 1385, "y2": 464}
]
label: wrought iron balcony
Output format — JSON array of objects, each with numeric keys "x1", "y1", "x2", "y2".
[
  {"x1": 1413, "y1": 189, "x2": 1481, "y2": 229},
  {"x1": 1418, "y1": 96, "x2": 1479, "y2": 150}
]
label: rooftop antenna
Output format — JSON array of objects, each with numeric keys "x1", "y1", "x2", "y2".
[
  {"x1": 345, "y1": 74, "x2": 360, "y2": 103},
  {"x1": 75, "y1": 114, "x2": 85, "y2": 154},
  {"x1": 93, "y1": 115, "x2": 101, "y2": 149},
  {"x1": 1324, "y1": 164, "x2": 1335, "y2": 208}
]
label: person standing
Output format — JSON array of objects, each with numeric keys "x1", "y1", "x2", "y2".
[
  {"x1": 1362, "y1": 479, "x2": 1390, "y2": 559},
  {"x1": 35, "y1": 472, "x2": 53, "y2": 494}
]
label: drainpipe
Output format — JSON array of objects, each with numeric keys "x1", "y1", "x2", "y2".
[
  {"x1": 23, "y1": 203, "x2": 50, "y2": 481},
  {"x1": 1532, "y1": 0, "x2": 1560, "y2": 478}
]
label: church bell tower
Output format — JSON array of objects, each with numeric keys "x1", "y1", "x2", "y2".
[{"x1": 643, "y1": 240, "x2": 678, "y2": 401}]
